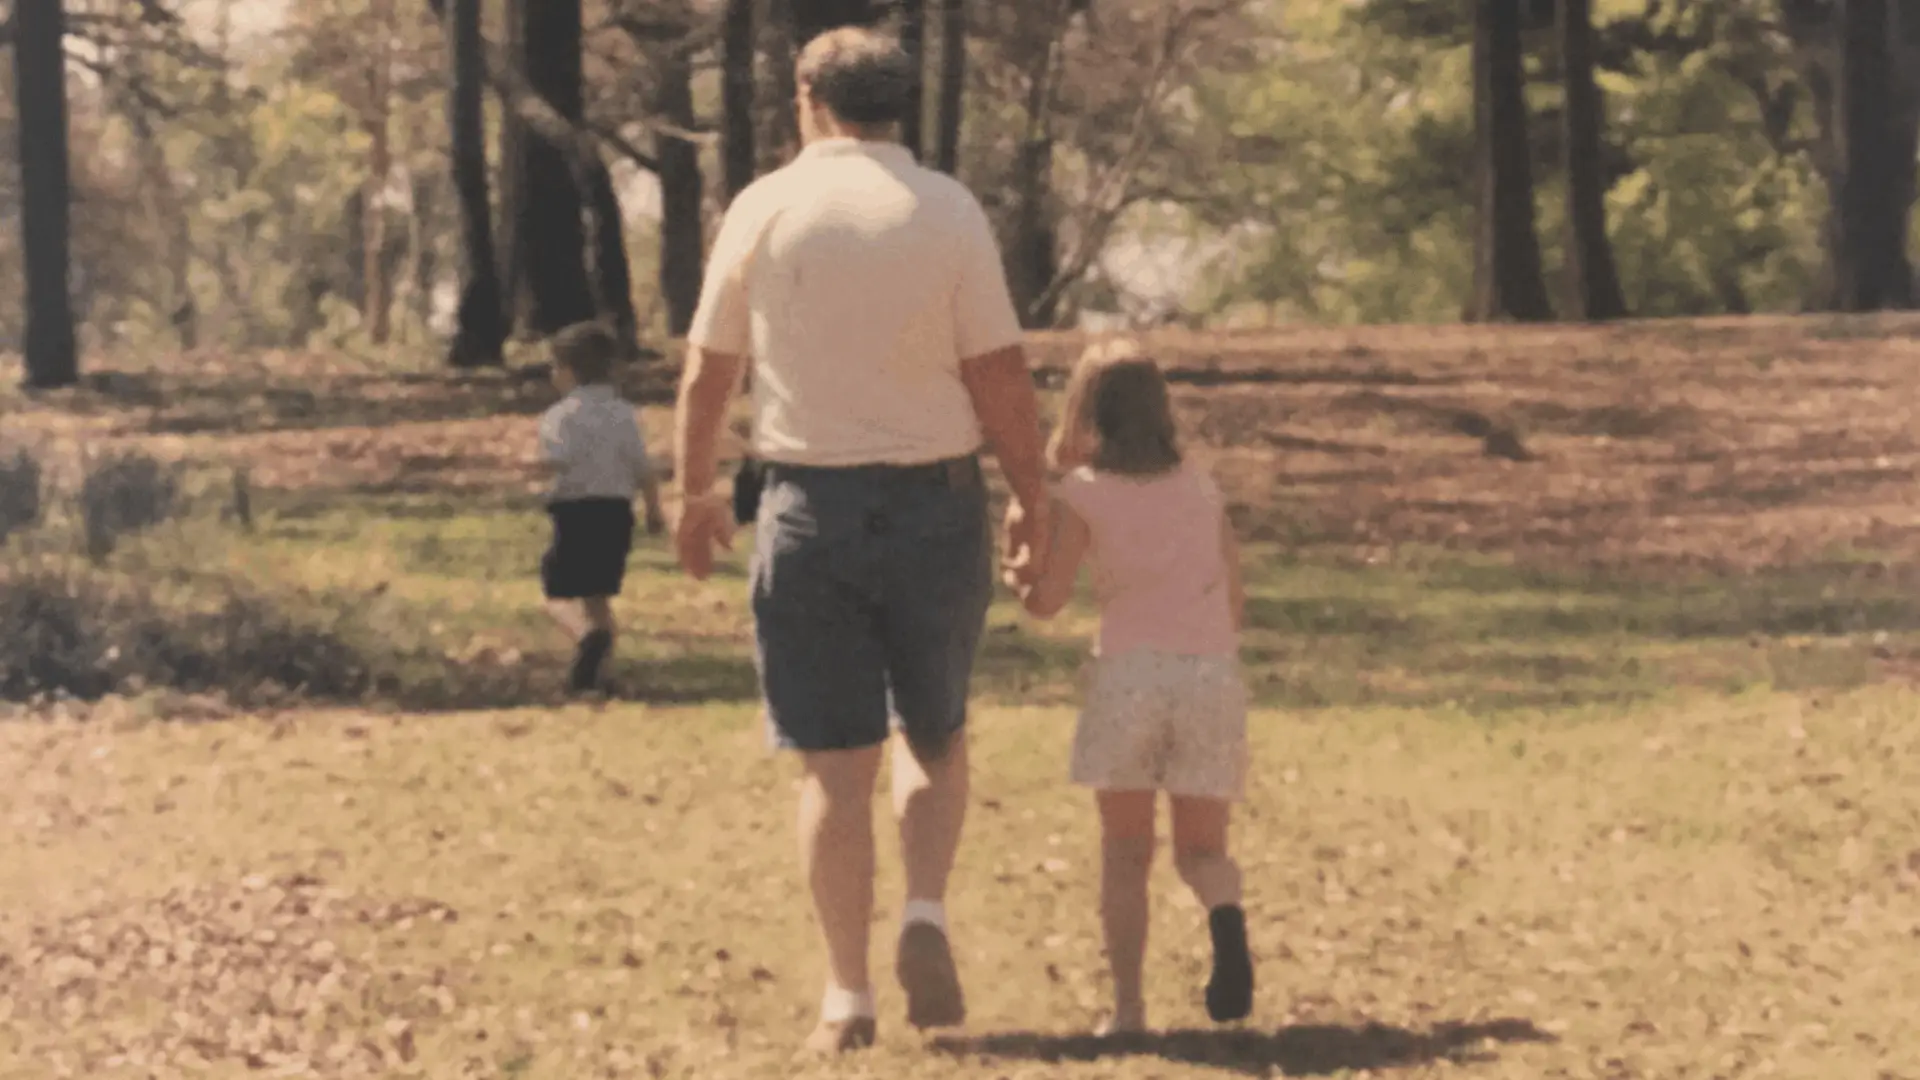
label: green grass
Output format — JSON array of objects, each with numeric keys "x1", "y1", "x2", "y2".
[
  {"x1": 165, "y1": 487, "x2": 1920, "y2": 716},
  {"x1": 8, "y1": 488, "x2": 1920, "y2": 1077},
  {"x1": 9, "y1": 484, "x2": 1913, "y2": 718}
]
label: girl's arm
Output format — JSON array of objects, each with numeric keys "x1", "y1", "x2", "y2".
[
  {"x1": 1012, "y1": 497, "x2": 1090, "y2": 619},
  {"x1": 1219, "y1": 507, "x2": 1244, "y2": 632}
]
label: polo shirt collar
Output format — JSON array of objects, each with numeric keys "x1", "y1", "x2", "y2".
[{"x1": 797, "y1": 137, "x2": 914, "y2": 166}]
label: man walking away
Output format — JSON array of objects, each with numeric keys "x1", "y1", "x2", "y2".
[{"x1": 670, "y1": 26, "x2": 1051, "y2": 1056}]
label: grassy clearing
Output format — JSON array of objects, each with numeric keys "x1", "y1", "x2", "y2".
[
  {"x1": 9, "y1": 482, "x2": 1915, "y2": 714},
  {"x1": 5, "y1": 688, "x2": 1920, "y2": 1079},
  {"x1": 5, "y1": 489, "x2": 1920, "y2": 1079},
  {"x1": 10, "y1": 322, "x2": 1920, "y2": 1078}
]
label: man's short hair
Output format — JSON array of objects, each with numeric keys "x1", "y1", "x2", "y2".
[
  {"x1": 551, "y1": 321, "x2": 621, "y2": 383},
  {"x1": 796, "y1": 27, "x2": 914, "y2": 127}
]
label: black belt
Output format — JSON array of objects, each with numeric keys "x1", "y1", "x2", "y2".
[{"x1": 760, "y1": 455, "x2": 982, "y2": 491}]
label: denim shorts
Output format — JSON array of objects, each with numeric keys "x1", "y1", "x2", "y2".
[{"x1": 750, "y1": 456, "x2": 993, "y2": 755}]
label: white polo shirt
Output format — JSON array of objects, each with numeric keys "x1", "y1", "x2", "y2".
[{"x1": 685, "y1": 137, "x2": 1026, "y2": 468}]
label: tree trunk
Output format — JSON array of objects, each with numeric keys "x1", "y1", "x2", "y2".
[
  {"x1": 409, "y1": 176, "x2": 437, "y2": 341},
  {"x1": 18, "y1": 0, "x2": 80, "y2": 389},
  {"x1": 126, "y1": 99, "x2": 197, "y2": 349},
  {"x1": 1470, "y1": 0, "x2": 1555, "y2": 322},
  {"x1": 517, "y1": 0, "x2": 596, "y2": 334},
  {"x1": 1832, "y1": 0, "x2": 1912, "y2": 310},
  {"x1": 934, "y1": 0, "x2": 965, "y2": 174},
  {"x1": 1007, "y1": 3, "x2": 1069, "y2": 329},
  {"x1": 1558, "y1": 0, "x2": 1628, "y2": 321},
  {"x1": 1892, "y1": 103, "x2": 1919, "y2": 302},
  {"x1": 792, "y1": 0, "x2": 880, "y2": 45},
  {"x1": 497, "y1": 0, "x2": 528, "y2": 334},
  {"x1": 721, "y1": 0, "x2": 757, "y2": 201},
  {"x1": 765, "y1": 0, "x2": 802, "y2": 168},
  {"x1": 584, "y1": 164, "x2": 638, "y2": 347},
  {"x1": 1009, "y1": 137, "x2": 1060, "y2": 328},
  {"x1": 898, "y1": 0, "x2": 927, "y2": 159},
  {"x1": 447, "y1": 0, "x2": 506, "y2": 367},
  {"x1": 657, "y1": 49, "x2": 706, "y2": 338},
  {"x1": 364, "y1": 0, "x2": 396, "y2": 344}
]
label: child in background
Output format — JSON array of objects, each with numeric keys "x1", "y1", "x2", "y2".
[
  {"x1": 1005, "y1": 339, "x2": 1254, "y2": 1035},
  {"x1": 536, "y1": 322, "x2": 666, "y2": 694}
]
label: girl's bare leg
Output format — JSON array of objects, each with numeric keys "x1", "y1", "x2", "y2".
[
  {"x1": 1096, "y1": 790, "x2": 1157, "y2": 1034},
  {"x1": 1171, "y1": 795, "x2": 1252, "y2": 1022}
]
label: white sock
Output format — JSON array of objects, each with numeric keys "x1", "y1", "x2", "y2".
[
  {"x1": 901, "y1": 899, "x2": 947, "y2": 933},
  {"x1": 820, "y1": 984, "x2": 876, "y2": 1022}
]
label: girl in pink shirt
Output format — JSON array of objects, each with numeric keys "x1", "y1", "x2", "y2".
[{"x1": 1007, "y1": 341, "x2": 1253, "y2": 1035}]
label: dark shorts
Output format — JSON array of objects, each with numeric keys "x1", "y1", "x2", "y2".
[
  {"x1": 751, "y1": 456, "x2": 993, "y2": 755},
  {"x1": 541, "y1": 498, "x2": 634, "y2": 600}
]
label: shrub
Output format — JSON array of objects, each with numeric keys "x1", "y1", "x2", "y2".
[
  {"x1": 78, "y1": 451, "x2": 182, "y2": 559},
  {"x1": 0, "y1": 561, "x2": 376, "y2": 705},
  {"x1": 0, "y1": 447, "x2": 42, "y2": 545}
]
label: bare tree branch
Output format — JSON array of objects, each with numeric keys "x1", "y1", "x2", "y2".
[
  {"x1": 588, "y1": 121, "x2": 663, "y2": 173},
  {"x1": 64, "y1": 41, "x2": 181, "y2": 117},
  {"x1": 1033, "y1": 4, "x2": 1219, "y2": 314},
  {"x1": 421, "y1": 0, "x2": 712, "y2": 176}
]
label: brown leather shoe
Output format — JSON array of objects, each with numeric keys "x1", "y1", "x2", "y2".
[
  {"x1": 896, "y1": 922, "x2": 966, "y2": 1028},
  {"x1": 802, "y1": 1016, "x2": 877, "y2": 1055}
]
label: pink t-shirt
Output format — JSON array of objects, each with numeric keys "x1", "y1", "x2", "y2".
[{"x1": 1055, "y1": 463, "x2": 1238, "y2": 659}]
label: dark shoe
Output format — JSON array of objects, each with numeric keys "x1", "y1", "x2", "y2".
[
  {"x1": 1205, "y1": 904, "x2": 1255, "y2": 1022},
  {"x1": 896, "y1": 922, "x2": 966, "y2": 1028},
  {"x1": 569, "y1": 629, "x2": 613, "y2": 694},
  {"x1": 802, "y1": 1016, "x2": 876, "y2": 1055}
]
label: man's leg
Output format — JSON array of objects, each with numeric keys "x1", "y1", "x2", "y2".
[
  {"x1": 882, "y1": 467, "x2": 992, "y2": 1029},
  {"x1": 749, "y1": 470, "x2": 892, "y2": 1051},
  {"x1": 892, "y1": 731, "x2": 968, "y2": 908},
  {"x1": 801, "y1": 745, "x2": 886, "y2": 1009}
]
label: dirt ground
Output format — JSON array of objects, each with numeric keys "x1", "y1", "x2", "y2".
[{"x1": 11, "y1": 315, "x2": 1920, "y2": 574}]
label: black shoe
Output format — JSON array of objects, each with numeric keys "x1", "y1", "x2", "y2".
[
  {"x1": 1205, "y1": 904, "x2": 1254, "y2": 1022},
  {"x1": 569, "y1": 629, "x2": 613, "y2": 694}
]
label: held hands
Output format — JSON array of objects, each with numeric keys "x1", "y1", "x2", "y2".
[
  {"x1": 674, "y1": 494, "x2": 735, "y2": 581},
  {"x1": 1000, "y1": 494, "x2": 1052, "y2": 596}
]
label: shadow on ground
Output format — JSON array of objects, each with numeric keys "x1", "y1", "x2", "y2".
[{"x1": 933, "y1": 1018, "x2": 1556, "y2": 1076}]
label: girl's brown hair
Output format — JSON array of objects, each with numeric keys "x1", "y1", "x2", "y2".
[{"x1": 1047, "y1": 339, "x2": 1183, "y2": 476}]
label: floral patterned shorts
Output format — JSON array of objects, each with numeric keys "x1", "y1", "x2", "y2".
[{"x1": 1071, "y1": 650, "x2": 1249, "y2": 801}]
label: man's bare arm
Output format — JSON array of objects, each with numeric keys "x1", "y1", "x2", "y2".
[
  {"x1": 1018, "y1": 500, "x2": 1089, "y2": 618},
  {"x1": 959, "y1": 345, "x2": 1048, "y2": 511},
  {"x1": 674, "y1": 346, "x2": 746, "y2": 501}
]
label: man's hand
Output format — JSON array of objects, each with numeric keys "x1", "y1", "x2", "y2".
[
  {"x1": 644, "y1": 501, "x2": 667, "y2": 537},
  {"x1": 674, "y1": 496, "x2": 735, "y2": 581},
  {"x1": 961, "y1": 345, "x2": 1050, "y2": 589},
  {"x1": 1002, "y1": 494, "x2": 1052, "y2": 589}
]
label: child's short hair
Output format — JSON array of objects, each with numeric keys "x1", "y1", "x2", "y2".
[
  {"x1": 551, "y1": 321, "x2": 621, "y2": 384},
  {"x1": 1048, "y1": 338, "x2": 1183, "y2": 476}
]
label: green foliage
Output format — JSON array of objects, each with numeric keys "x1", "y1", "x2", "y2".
[
  {"x1": 2, "y1": 0, "x2": 1898, "y2": 342},
  {"x1": 1168, "y1": 0, "x2": 1848, "y2": 323}
]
